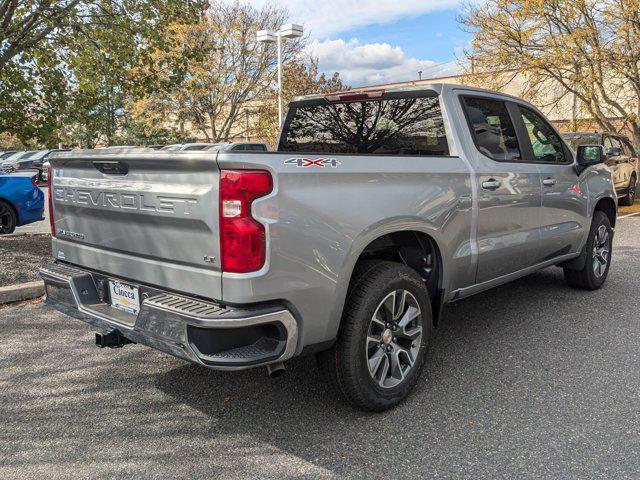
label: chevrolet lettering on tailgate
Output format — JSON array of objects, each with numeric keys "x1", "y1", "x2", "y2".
[{"x1": 53, "y1": 187, "x2": 198, "y2": 215}]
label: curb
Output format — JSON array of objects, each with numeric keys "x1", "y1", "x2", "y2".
[
  {"x1": 0, "y1": 281, "x2": 45, "y2": 305},
  {"x1": 0, "y1": 232, "x2": 50, "y2": 239}
]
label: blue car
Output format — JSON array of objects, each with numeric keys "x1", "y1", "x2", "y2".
[{"x1": 0, "y1": 172, "x2": 45, "y2": 234}]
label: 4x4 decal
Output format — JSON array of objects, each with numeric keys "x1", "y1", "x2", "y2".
[{"x1": 284, "y1": 157, "x2": 341, "y2": 168}]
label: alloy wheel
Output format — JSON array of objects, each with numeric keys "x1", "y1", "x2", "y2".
[
  {"x1": 592, "y1": 225, "x2": 610, "y2": 278},
  {"x1": 366, "y1": 289, "x2": 423, "y2": 389}
]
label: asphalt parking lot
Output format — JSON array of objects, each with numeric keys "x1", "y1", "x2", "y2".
[{"x1": 1, "y1": 217, "x2": 639, "y2": 479}]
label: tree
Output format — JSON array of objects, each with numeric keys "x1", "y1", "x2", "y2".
[
  {"x1": 0, "y1": 0, "x2": 203, "y2": 147},
  {"x1": 256, "y1": 57, "x2": 348, "y2": 146},
  {"x1": 130, "y1": 1, "x2": 301, "y2": 143},
  {"x1": 0, "y1": 0, "x2": 83, "y2": 74},
  {"x1": 461, "y1": 0, "x2": 640, "y2": 148}
]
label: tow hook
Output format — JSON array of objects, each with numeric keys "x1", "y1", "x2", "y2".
[
  {"x1": 266, "y1": 362, "x2": 286, "y2": 378},
  {"x1": 95, "y1": 330, "x2": 134, "y2": 348}
]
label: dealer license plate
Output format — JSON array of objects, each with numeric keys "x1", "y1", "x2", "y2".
[{"x1": 109, "y1": 281, "x2": 140, "y2": 315}]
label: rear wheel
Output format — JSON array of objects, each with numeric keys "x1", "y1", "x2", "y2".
[
  {"x1": 0, "y1": 200, "x2": 17, "y2": 235},
  {"x1": 563, "y1": 211, "x2": 612, "y2": 290},
  {"x1": 619, "y1": 174, "x2": 636, "y2": 206},
  {"x1": 317, "y1": 261, "x2": 432, "y2": 411}
]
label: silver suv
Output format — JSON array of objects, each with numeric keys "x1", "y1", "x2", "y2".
[
  {"x1": 563, "y1": 132, "x2": 638, "y2": 205},
  {"x1": 40, "y1": 84, "x2": 617, "y2": 411}
]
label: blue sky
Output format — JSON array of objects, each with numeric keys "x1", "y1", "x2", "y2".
[
  {"x1": 336, "y1": 9, "x2": 469, "y2": 65},
  {"x1": 237, "y1": 0, "x2": 470, "y2": 86}
]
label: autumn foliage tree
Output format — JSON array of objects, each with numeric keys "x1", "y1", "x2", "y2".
[
  {"x1": 461, "y1": 0, "x2": 640, "y2": 148},
  {"x1": 129, "y1": 1, "x2": 301, "y2": 143},
  {"x1": 0, "y1": 0, "x2": 203, "y2": 147}
]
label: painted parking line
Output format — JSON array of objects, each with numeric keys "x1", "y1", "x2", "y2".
[{"x1": 618, "y1": 211, "x2": 640, "y2": 219}]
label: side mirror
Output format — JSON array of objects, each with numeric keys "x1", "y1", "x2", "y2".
[
  {"x1": 605, "y1": 147, "x2": 622, "y2": 157},
  {"x1": 577, "y1": 145, "x2": 604, "y2": 167}
]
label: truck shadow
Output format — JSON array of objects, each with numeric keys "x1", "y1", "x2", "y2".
[{"x1": 153, "y1": 265, "x2": 624, "y2": 476}]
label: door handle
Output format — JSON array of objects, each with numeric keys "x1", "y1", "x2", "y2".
[
  {"x1": 481, "y1": 179, "x2": 501, "y2": 190},
  {"x1": 542, "y1": 178, "x2": 556, "y2": 187}
]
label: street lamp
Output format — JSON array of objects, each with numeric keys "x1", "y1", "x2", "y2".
[{"x1": 257, "y1": 23, "x2": 304, "y2": 127}]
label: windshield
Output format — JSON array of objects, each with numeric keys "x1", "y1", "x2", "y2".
[
  {"x1": 182, "y1": 144, "x2": 212, "y2": 151},
  {"x1": 23, "y1": 150, "x2": 49, "y2": 161},
  {"x1": 205, "y1": 143, "x2": 227, "y2": 151},
  {"x1": 3, "y1": 151, "x2": 32, "y2": 163},
  {"x1": 562, "y1": 133, "x2": 601, "y2": 150},
  {"x1": 278, "y1": 93, "x2": 450, "y2": 156}
]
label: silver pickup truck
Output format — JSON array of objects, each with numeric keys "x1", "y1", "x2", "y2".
[{"x1": 40, "y1": 84, "x2": 617, "y2": 411}]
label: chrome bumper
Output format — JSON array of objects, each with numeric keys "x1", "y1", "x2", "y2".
[{"x1": 39, "y1": 262, "x2": 298, "y2": 370}]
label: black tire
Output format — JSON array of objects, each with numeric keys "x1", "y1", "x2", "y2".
[
  {"x1": 619, "y1": 174, "x2": 636, "y2": 206},
  {"x1": 0, "y1": 200, "x2": 17, "y2": 235},
  {"x1": 563, "y1": 211, "x2": 612, "y2": 290},
  {"x1": 317, "y1": 260, "x2": 432, "y2": 412}
]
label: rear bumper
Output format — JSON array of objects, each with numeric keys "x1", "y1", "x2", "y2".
[{"x1": 39, "y1": 261, "x2": 298, "y2": 370}]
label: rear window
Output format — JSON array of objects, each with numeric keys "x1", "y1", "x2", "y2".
[{"x1": 278, "y1": 94, "x2": 450, "y2": 156}]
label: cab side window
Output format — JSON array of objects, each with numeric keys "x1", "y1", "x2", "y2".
[
  {"x1": 613, "y1": 137, "x2": 625, "y2": 154},
  {"x1": 623, "y1": 140, "x2": 637, "y2": 157},
  {"x1": 462, "y1": 97, "x2": 521, "y2": 161},
  {"x1": 604, "y1": 136, "x2": 614, "y2": 150},
  {"x1": 518, "y1": 107, "x2": 566, "y2": 163},
  {"x1": 604, "y1": 137, "x2": 624, "y2": 156}
]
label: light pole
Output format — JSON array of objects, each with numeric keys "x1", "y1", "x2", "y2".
[{"x1": 257, "y1": 23, "x2": 303, "y2": 127}]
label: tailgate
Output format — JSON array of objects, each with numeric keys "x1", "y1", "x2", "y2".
[{"x1": 49, "y1": 150, "x2": 222, "y2": 300}]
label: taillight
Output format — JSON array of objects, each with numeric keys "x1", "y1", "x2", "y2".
[
  {"x1": 47, "y1": 166, "x2": 55, "y2": 237},
  {"x1": 219, "y1": 169, "x2": 272, "y2": 273}
]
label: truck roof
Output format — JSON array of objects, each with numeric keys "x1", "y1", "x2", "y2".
[{"x1": 291, "y1": 83, "x2": 528, "y2": 104}]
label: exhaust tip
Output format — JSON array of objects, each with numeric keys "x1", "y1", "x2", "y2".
[{"x1": 266, "y1": 362, "x2": 286, "y2": 378}]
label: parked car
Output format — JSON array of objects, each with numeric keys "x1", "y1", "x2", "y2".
[
  {"x1": 40, "y1": 84, "x2": 617, "y2": 411},
  {"x1": 205, "y1": 142, "x2": 270, "y2": 152},
  {"x1": 14, "y1": 149, "x2": 70, "y2": 180},
  {"x1": 0, "y1": 151, "x2": 17, "y2": 160},
  {"x1": 0, "y1": 151, "x2": 36, "y2": 172},
  {"x1": 562, "y1": 132, "x2": 638, "y2": 205},
  {"x1": 0, "y1": 172, "x2": 45, "y2": 234}
]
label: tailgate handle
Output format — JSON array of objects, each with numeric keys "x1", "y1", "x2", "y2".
[{"x1": 93, "y1": 161, "x2": 128, "y2": 175}]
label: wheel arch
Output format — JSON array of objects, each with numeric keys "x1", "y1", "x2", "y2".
[
  {"x1": 328, "y1": 224, "x2": 446, "y2": 342},
  {"x1": 593, "y1": 196, "x2": 617, "y2": 229}
]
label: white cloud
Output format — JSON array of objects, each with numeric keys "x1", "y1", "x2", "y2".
[
  {"x1": 238, "y1": 0, "x2": 461, "y2": 38},
  {"x1": 309, "y1": 38, "x2": 459, "y2": 86},
  {"x1": 219, "y1": 0, "x2": 464, "y2": 86}
]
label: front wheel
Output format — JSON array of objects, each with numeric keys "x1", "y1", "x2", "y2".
[
  {"x1": 619, "y1": 174, "x2": 636, "y2": 206},
  {"x1": 563, "y1": 211, "x2": 613, "y2": 290},
  {"x1": 317, "y1": 261, "x2": 432, "y2": 411}
]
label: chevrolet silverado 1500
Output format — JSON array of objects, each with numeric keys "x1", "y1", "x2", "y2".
[{"x1": 40, "y1": 84, "x2": 617, "y2": 411}]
